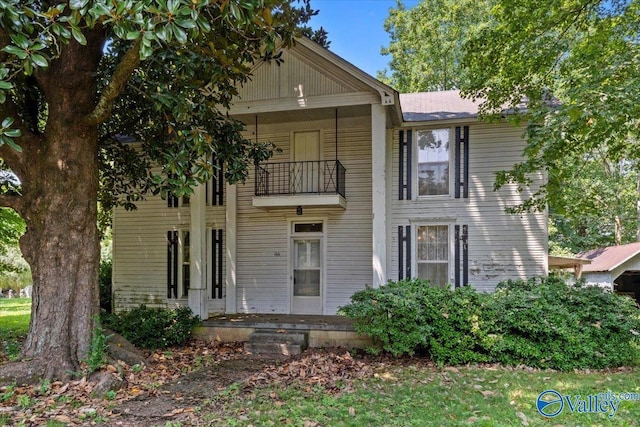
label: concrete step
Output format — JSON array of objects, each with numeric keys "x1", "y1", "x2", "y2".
[
  {"x1": 250, "y1": 329, "x2": 308, "y2": 346},
  {"x1": 244, "y1": 341, "x2": 304, "y2": 356},
  {"x1": 244, "y1": 329, "x2": 309, "y2": 355}
]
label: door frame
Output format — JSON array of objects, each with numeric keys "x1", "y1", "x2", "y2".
[{"x1": 288, "y1": 217, "x2": 327, "y2": 314}]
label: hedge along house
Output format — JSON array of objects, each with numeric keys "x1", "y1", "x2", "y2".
[{"x1": 111, "y1": 37, "x2": 548, "y2": 320}]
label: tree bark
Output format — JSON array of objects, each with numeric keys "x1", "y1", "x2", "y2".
[
  {"x1": 614, "y1": 215, "x2": 622, "y2": 246},
  {"x1": 6, "y1": 33, "x2": 105, "y2": 381}
]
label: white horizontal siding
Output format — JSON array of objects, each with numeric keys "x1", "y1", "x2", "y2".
[
  {"x1": 235, "y1": 49, "x2": 353, "y2": 103},
  {"x1": 390, "y1": 121, "x2": 547, "y2": 292},
  {"x1": 112, "y1": 185, "x2": 227, "y2": 313},
  {"x1": 236, "y1": 112, "x2": 373, "y2": 314}
]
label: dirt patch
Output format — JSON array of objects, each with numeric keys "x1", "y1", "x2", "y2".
[
  {"x1": 111, "y1": 355, "x2": 287, "y2": 426},
  {"x1": 1, "y1": 340, "x2": 425, "y2": 426},
  {"x1": 2, "y1": 341, "x2": 384, "y2": 426}
]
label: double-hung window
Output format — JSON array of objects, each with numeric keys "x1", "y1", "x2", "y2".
[
  {"x1": 417, "y1": 129, "x2": 450, "y2": 196},
  {"x1": 416, "y1": 225, "x2": 449, "y2": 288}
]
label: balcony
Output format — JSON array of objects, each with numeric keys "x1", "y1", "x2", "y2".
[{"x1": 253, "y1": 160, "x2": 346, "y2": 209}]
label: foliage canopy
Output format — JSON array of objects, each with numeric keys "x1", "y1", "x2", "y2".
[
  {"x1": 378, "y1": 0, "x2": 491, "y2": 92},
  {"x1": 380, "y1": 0, "x2": 640, "y2": 252}
]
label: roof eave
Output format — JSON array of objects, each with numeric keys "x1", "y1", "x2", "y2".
[{"x1": 295, "y1": 37, "x2": 399, "y2": 108}]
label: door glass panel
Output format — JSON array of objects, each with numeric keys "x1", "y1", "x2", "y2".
[
  {"x1": 294, "y1": 270, "x2": 320, "y2": 296},
  {"x1": 294, "y1": 223, "x2": 323, "y2": 233},
  {"x1": 295, "y1": 240, "x2": 320, "y2": 268},
  {"x1": 293, "y1": 239, "x2": 321, "y2": 297}
]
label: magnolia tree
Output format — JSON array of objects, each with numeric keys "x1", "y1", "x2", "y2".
[{"x1": 0, "y1": 0, "x2": 318, "y2": 382}]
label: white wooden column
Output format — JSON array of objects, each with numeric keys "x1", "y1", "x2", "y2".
[
  {"x1": 385, "y1": 127, "x2": 394, "y2": 283},
  {"x1": 225, "y1": 183, "x2": 237, "y2": 313},
  {"x1": 372, "y1": 103, "x2": 387, "y2": 288},
  {"x1": 188, "y1": 183, "x2": 208, "y2": 319}
]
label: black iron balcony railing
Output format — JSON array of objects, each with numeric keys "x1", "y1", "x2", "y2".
[{"x1": 255, "y1": 160, "x2": 346, "y2": 198}]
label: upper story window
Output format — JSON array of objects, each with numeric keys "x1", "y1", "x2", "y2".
[{"x1": 417, "y1": 129, "x2": 450, "y2": 196}]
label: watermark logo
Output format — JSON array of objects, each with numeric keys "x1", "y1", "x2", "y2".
[
  {"x1": 536, "y1": 389, "x2": 640, "y2": 418},
  {"x1": 537, "y1": 390, "x2": 564, "y2": 417}
]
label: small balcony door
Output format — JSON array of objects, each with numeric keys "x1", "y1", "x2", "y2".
[
  {"x1": 291, "y1": 222, "x2": 324, "y2": 314},
  {"x1": 292, "y1": 131, "x2": 320, "y2": 193}
]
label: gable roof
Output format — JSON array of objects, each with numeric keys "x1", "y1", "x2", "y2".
[
  {"x1": 230, "y1": 39, "x2": 495, "y2": 126},
  {"x1": 399, "y1": 90, "x2": 482, "y2": 122},
  {"x1": 229, "y1": 37, "x2": 400, "y2": 119},
  {"x1": 578, "y1": 242, "x2": 640, "y2": 273}
]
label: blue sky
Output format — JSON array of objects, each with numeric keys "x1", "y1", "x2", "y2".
[{"x1": 308, "y1": 0, "x2": 420, "y2": 77}]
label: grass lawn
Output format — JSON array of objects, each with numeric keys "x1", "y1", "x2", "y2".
[
  {"x1": 206, "y1": 364, "x2": 640, "y2": 427},
  {"x1": 0, "y1": 297, "x2": 30, "y2": 338},
  {"x1": 1, "y1": 300, "x2": 639, "y2": 426},
  {"x1": 0, "y1": 297, "x2": 30, "y2": 361}
]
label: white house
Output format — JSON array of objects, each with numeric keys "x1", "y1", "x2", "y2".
[
  {"x1": 111, "y1": 37, "x2": 547, "y2": 319},
  {"x1": 579, "y1": 242, "x2": 640, "y2": 302}
]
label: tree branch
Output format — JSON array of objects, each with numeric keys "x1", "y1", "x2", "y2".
[
  {"x1": 0, "y1": 97, "x2": 39, "y2": 175},
  {"x1": 83, "y1": 38, "x2": 142, "y2": 126}
]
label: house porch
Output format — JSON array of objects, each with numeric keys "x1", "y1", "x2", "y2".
[{"x1": 194, "y1": 314, "x2": 372, "y2": 349}]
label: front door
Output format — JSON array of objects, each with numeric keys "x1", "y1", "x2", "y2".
[
  {"x1": 292, "y1": 131, "x2": 320, "y2": 193},
  {"x1": 291, "y1": 222, "x2": 323, "y2": 314}
]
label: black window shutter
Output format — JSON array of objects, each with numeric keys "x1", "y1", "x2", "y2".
[
  {"x1": 211, "y1": 229, "x2": 224, "y2": 299},
  {"x1": 167, "y1": 192, "x2": 179, "y2": 208},
  {"x1": 210, "y1": 157, "x2": 224, "y2": 206},
  {"x1": 454, "y1": 225, "x2": 469, "y2": 288},
  {"x1": 454, "y1": 126, "x2": 469, "y2": 199},
  {"x1": 455, "y1": 225, "x2": 460, "y2": 288},
  {"x1": 167, "y1": 173, "x2": 179, "y2": 208},
  {"x1": 398, "y1": 225, "x2": 411, "y2": 279},
  {"x1": 463, "y1": 225, "x2": 469, "y2": 286},
  {"x1": 398, "y1": 130, "x2": 412, "y2": 200},
  {"x1": 167, "y1": 231, "x2": 178, "y2": 298}
]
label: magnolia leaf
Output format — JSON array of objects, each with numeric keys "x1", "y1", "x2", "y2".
[
  {"x1": 71, "y1": 26, "x2": 87, "y2": 45},
  {"x1": 69, "y1": 0, "x2": 89, "y2": 10},
  {"x1": 4, "y1": 129, "x2": 22, "y2": 138},
  {"x1": 3, "y1": 45, "x2": 28, "y2": 60},
  {"x1": 125, "y1": 31, "x2": 141, "y2": 40},
  {"x1": 0, "y1": 134, "x2": 22, "y2": 152},
  {"x1": 30, "y1": 53, "x2": 48, "y2": 68},
  {"x1": 1, "y1": 117, "x2": 14, "y2": 128}
]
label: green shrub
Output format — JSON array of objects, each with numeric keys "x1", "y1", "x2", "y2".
[
  {"x1": 85, "y1": 316, "x2": 109, "y2": 372},
  {"x1": 489, "y1": 276, "x2": 640, "y2": 370},
  {"x1": 423, "y1": 285, "x2": 494, "y2": 365},
  {"x1": 340, "y1": 279, "x2": 430, "y2": 356},
  {"x1": 341, "y1": 277, "x2": 640, "y2": 370},
  {"x1": 102, "y1": 305, "x2": 200, "y2": 349},
  {"x1": 99, "y1": 260, "x2": 113, "y2": 313},
  {"x1": 340, "y1": 279, "x2": 492, "y2": 365}
]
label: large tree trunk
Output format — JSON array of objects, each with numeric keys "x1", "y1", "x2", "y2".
[
  {"x1": 1, "y1": 34, "x2": 105, "y2": 382},
  {"x1": 19, "y1": 131, "x2": 101, "y2": 379}
]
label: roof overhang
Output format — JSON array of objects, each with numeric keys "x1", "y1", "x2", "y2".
[{"x1": 548, "y1": 255, "x2": 592, "y2": 279}]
